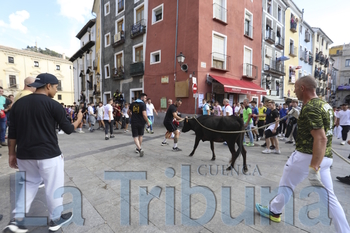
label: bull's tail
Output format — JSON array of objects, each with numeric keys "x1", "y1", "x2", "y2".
[{"x1": 229, "y1": 132, "x2": 243, "y2": 164}]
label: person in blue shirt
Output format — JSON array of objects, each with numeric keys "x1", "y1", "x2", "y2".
[
  {"x1": 202, "y1": 99, "x2": 210, "y2": 115},
  {"x1": 278, "y1": 103, "x2": 288, "y2": 137}
]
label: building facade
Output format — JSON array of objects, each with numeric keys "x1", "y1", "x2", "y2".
[
  {"x1": 311, "y1": 27, "x2": 333, "y2": 99},
  {"x1": 0, "y1": 45, "x2": 74, "y2": 103},
  {"x1": 331, "y1": 43, "x2": 350, "y2": 105},
  {"x1": 261, "y1": 0, "x2": 287, "y2": 104},
  {"x1": 144, "y1": 0, "x2": 265, "y2": 114},
  {"x1": 101, "y1": 0, "x2": 148, "y2": 103},
  {"x1": 283, "y1": 0, "x2": 302, "y2": 98},
  {"x1": 298, "y1": 21, "x2": 313, "y2": 78},
  {"x1": 70, "y1": 19, "x2": 100, "y2": 103}
]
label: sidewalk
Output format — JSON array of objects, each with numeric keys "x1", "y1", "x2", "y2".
[{"x1": 0, "y1": 126, "x2": 349, "y2": 232}]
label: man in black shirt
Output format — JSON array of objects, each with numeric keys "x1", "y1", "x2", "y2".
[
  {"x1": 262, "y1": 100, "x2": 281, "y2": 154},
  {"x1": 162, "y1": 98, "x2": 184, "y2": 151},
  {"x1": 5, "y1": 73, "x2": 83, "y2": 233},
  {"x1": 128, "y1": 93, "x2": 150, "y2": 157}
]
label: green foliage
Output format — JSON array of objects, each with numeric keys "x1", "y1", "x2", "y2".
[{"x1": 24, "y1": 46, "x2": 70, "y2": 60}]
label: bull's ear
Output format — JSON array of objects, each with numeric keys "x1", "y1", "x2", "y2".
[{"x1": 186, "y1": 118, "x2": 188, "y2": 123}]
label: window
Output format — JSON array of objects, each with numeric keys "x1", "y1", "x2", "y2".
[
  {"x1": 58, "y1": 95, "x2": 62, "y2": 100},
  {"x1": 152, "y1": 4, "x2": 163, "y2": 24},
  {"x1": 34, "y1": 61, "x2": 39, "y2": 67},
  {"x1": 212, "y1": 32, "x2": 227, "y2": 70},
  {"x1": 56, "y1": 65, "x2": 60, "y2": 70},
  {"x1": 116, "y1": 18, "x2": 124, "y2": 34},
  {"x1": 213, "y1": 0, "x2": 227, "y2": 23},
  {"x1": 89, "y1": 75, "x2": 93, "y2": 90},
  {"x1": 8, "y1": 56, "x2": 14, "y2": 63},
  {"x1": 267, "y1": 0, "x2": 272, "y2": 14},
  {"x1": 243, "y1": 46, "x2": 253, "y2": 76},
  {"x1": 57, "y1": 80, "x2": 62, "y2": 91},
  {"x1": 9, "y1": 75, "x2": 16, "y2": 87},
  {"x1": 104, "y1": 2, "x2": 110, "y2": 16},
  {"x1": 244, "y1": 9, "x2": 253, "y2": 38},
  {"x1": 105, "y1": 33, "x2": 111, "y2": 47},
  {"x1": 135, "y1": 45, "x2": 143, "y2": 62},
  {"x1": 136, "y1": 5, "x2": 144, "y2": 23},
  {"x1": 278, "y1": 6, "x2": 282, "y2": 22},
  {"x1": 117, "y1": 0, "x2": 124, "y2": 14},
  {"x1": 346, "y1": 59, "x2": 350, "y2": 67},
  {"x1": 115, "y1": 52, "x2": 124, "y2": 69},
  {"x1": 317, "y1": 34, "x2": 319, "y2": 42},
  {"x1": 105, "y1": 65, "x2": 110, "y2": 78},
  {"x1": 150, "y1": 50, "x2": 161, "y2": 64}
]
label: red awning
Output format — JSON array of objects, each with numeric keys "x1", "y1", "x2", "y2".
[{"x1": 210, "y1": 75, "x2": 267, "y2": 95}]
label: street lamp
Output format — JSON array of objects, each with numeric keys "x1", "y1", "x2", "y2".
[{"x1": 176, "y1": 52, "x2": 185, "y2": 64}]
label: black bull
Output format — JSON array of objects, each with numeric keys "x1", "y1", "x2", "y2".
[{"x1": 182, "y1": 115, "x2": 248, "y2": 173}]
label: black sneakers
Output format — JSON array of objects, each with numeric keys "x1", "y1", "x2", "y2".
[
  {"x1": 260, "y1": 143, "x2": 266, "y2": 147},
  {"x1": 285, "y1": 141, "x2": 293, "y2": 144},
  {"x1": 3, "y1": 219, "x2": 28, "y2": 233},
  {"x1": 110, "y1": 135, "x2": 115, "y2": 138},
  {"x1": 48, "y1": 212, "x2": 73, "y2": 232},
  {"x1": 336, "y1": 176, "x2": 350, "y2": 185},
  {"x1": 172, "y1": 147, "x2": 182, "y2": 152},
  {"x1": 161, "y1": 142, "x2": 168, "y2": 146},
  {"x1": 135, "y1": 148, "x2": 144, "y2": 157}
]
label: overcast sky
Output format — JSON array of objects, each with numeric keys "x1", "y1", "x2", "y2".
[{"x1": 0, "y1": 0, "x2": 348, "y2": 57}]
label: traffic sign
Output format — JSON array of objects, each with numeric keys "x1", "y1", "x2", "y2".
[{"x1": 193, "y1": 83, "x2": 197, "y2": 94}]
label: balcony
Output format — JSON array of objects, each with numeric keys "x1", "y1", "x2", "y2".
[
  {"x1": 314, "y1": 70, "x2": 321, "y2": 79},
  {"x1": 211, "y1": 53, "x2": 230, "y2": 72},
  {"x1": 265, "y1": 29, "x2": 275, "y2": 44},
  {"x1": 270, "y1": 90, "x2": 279, "y2": 96},
  {"x1": 316, "y1": 87, "x2": 320, "y2": 95},
  {"x1": 242, "y1": 63, "x2": 257, "y2": 79},
  {"x1": 319, "y1": 55, "x2": 325, "y2": 65},
  {"x1": 289, "y1": 46, "x2": 297, "y2": 57},
  {"x1": 304, "y1": 31, "x2": 310, "y2": 42},
  {"x1": 315, "y1": 54, "x2": 320, "y2": 63},
  {"x1": 309, "y1": 55, "x2": 313, "y2": 65},
  {"x1": 130, "y1": 62, "x2": 144, "y2": 77},
  {"x1": 264, "y1": 61, "x2": 285, "y2": 76},
  {"x1": 290, "y1": 21, "x2": 297, "y2": 33},
  {"x1": 303, "y1": 52, "x2": 308, "y2": 63},
  {"x1": 113, "y1": 66, "x2": 125, "y2": 79},
  {"x1": 275, "y1": 37, "x2": 284, "y2": 50},
  {"x1": 244, "y1": 24, "x2": 253, "y2": 39},
  {"x1": 112, "y1": 31, "x2": 125, "y2": 47},
  {"x1": 130, "y1": 20, "x2": 146, "y2": 39},
  {"x1": 321, "y1": 88, "x2": 325, "y2": 96},
  {"x1": 213, "y1": 3, "x2": 227, "y2": 24},
  {"x1": 322, "y1": 72, "x2": 327, "y2": 81},
  {"x1": 324, "y1": 58, "x2": 329, "y2": 67}
]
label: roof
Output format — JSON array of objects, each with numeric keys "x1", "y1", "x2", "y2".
[
  {"x1": 312, "y1": 27, "x2": 334, "y2": 44},
  {"x1": 69, "y1": 41, "x2": 95, "y2": 62},
  {"x1": 0, "y1": 45, "x2": 71, "y2": 64},
  {"x1": 76, "y1": 19, "x2": 96, "y2": 39}
]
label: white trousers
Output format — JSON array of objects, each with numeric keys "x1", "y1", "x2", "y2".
[
  {"x1": 270, "y1": 150, "x2": 350, "y2": 233},
  {"x1": 14, "y1": 155, "x2": 64, "y2": 220}
]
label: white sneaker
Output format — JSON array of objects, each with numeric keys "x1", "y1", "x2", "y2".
[
  {"x1": 58, "y1": 130, "x2": 64, "y2": 135},
  {"x1": 262, "y1": 149, "x2": 271, "y2": 154},
  {"x1": 277, "y1": 134, "x2": 281, "y2": 137},
  {"x1": 274, "y1": 149, "x2": 281, "y2": 154},
  {"x1": 341, "y1": 141, "x2": 346, "y2": 145},
  {"x1": 279, "y1": 137, "x2": 286, "y2": 141},
  {"x1": 78, "y1": 130, "x2": 85, "y2": 134}
]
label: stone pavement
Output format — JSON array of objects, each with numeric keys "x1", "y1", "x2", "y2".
[{"x1": 0, "y1": 125, "x2": 349, "y2": 233}]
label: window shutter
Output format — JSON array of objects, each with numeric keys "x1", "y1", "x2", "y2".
[{"x1": 212, "y1": 35, "x2": 225, "y2": 60}]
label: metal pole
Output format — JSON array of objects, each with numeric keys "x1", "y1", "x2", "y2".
[{"x1": 195, "y1": 96, "x2": 197, "y2": 115}]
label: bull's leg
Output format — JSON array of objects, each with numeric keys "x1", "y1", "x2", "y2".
[
  {"x1": 241, "y1": 143, "x2": 248, "y2": 174},
  {"x1": 210, "y1": 141, "x2": 216, "y2": 161},
  {"x1": 226, "y1": 142, "x2": 237, "y2": 171},
  {"x1": 189, "y1": 136, "x2": 200, "y2": 157}
]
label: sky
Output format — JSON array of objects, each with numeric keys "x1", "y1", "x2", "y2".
[
  {"x1": 0, "y1": 0, "x2": 349, "y2": 58},
  {"x1": 0, "y1": 0, "x2": 94, "y2": 57}
]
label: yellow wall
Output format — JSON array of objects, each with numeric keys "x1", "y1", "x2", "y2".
[
  {"x1": 329, "y1": 45, "x2": 342, "y2": 56},
  {"x1": 283, "y1": 8, "x2": 300, "y2": 98},
  {"x1": 0, "y1": 45, "x2": 74, "y2": 104}
]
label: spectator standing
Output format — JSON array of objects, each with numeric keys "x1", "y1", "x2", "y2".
[
  {"x1": 262, "y1": 100, "x2": 280, "y2": 154},
  {"x1": 122, "y1": 103, "x2": 130, "y2": 133},
  {"x1": 257, "y1": 102, "x2": 267, "y2": 139},
  {"x1": 103, "y1": 99, "x2": 114, "y2": 140},
  {"x1": 213, "y1": 100, "x2": 222, "y2": 116},
  {"x1": 5, "y1": 73, "x2": 83, "y2": 232},
  {"x1": 13, "y1": 77, "x2": 36, "y2": 102},
  {"x1": 202, "y1": 99, "x2": 210, "y2": 115},
  {"x1": 128, "y1": 93, "x2": 150, "y2": 157},
  {"x1": 242, "y1": 99, "x2": 254, "y2": 146},
  {"x1": 96, "y1": 102, "x2": 105, "y2": 130},
  {"x1": 336, "y1": 103, "x2": 350, "y2": 145},
  {"x1": 0, "y1": 87, "x2": 7, "y2": 146},
  {"x1": 145, "y1": 98, "x2": 158, "y2": 134},
  {"x1": 88, "y1": 102, "x2": 96, "y2": 132},
  {"x1": 250, "y1": 100, "x2": 260, "y2": 141},
  {"x1": 223, "y1": 99, "x2": 233, "y2": 116},
  {"x1": 278, "y1": 103, "x2": 288, "y2": 137}
]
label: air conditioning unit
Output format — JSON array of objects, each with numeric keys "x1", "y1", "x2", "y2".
[{"x1": 114, "y1": 32, "x2": 121, "y2": 43}]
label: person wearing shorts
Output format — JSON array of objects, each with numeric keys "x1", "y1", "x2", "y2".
[
  {"x1": 122, "y1": 103, "x2": 130, "y2": 133},
  {"x1": 96, "y1": 102, "x2": 105, "y2": 130},
  {"x1": 128, "y1": 93, "x2": 150, "y2": 157},
  {"x1": 262, "y1": 100, "x2": 280, "y2": 154},
  {"x1": 103, "y1": 99, "x2": 114, "y2": 140},
  {"x1": 162, "y1": 98, "x2": 184, "y2": 151}
]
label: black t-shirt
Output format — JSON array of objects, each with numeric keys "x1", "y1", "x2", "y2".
[
  {"x1": 129, "y1": 100, "x2": 146, "y2": 126},
  {"x1": 9, "y1": 94, "x2": 74, "y2": 160},
  {"x1": 270, "y1": 109, "x2": 279, "y2": 123},
  {"x1": 164, "y1": 104, "x2": 177, "y2": 124}
]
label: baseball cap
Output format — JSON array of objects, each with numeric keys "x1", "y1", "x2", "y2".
[
  {"x1": 28, "y1": 73, "x2": 58, "y2": 88},
  {"x1": 249, "y1": 100, "x2": 257, "y2": 104}
]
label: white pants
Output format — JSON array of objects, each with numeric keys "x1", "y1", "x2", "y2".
[
  {"x1": 270, "y1": 151, "x2": 350, "y2": 233},
  {"x1": 14, "y1": 155, "x2": 64, "y2": 220}
]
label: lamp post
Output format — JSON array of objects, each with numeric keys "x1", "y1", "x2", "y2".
[{"x1": 176, "y1": 52, "x2": 185, "y2": 65}]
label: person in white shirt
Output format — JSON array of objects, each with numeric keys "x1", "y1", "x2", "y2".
[
  {"x1": 234, "y1": 102, "x2": 241, "y2": 116},
  {"x1": 103, "y1": 99, "x2": 115, "y2": 140},
  {"x1": 122, "y1": 103, "x2": 130, "y2": 133},
  {"x1": 223, "y1": 99, "x2": 233, "y2": 116},
  {"x1": 96, "y1": 102, "x2": 105, "y2": 130},
  {"x1": 145, "y1": 98, "x2": 158, "y2": 133},
  {"x1": 202, "y1": 99, "x2": 210, "y2": 115},
  {"x1": 87, "y1": 102, "x2": 96, "y2": 132},
  {"x1": 336, "y1": 103, "x2": 350, "y2": 145}
]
